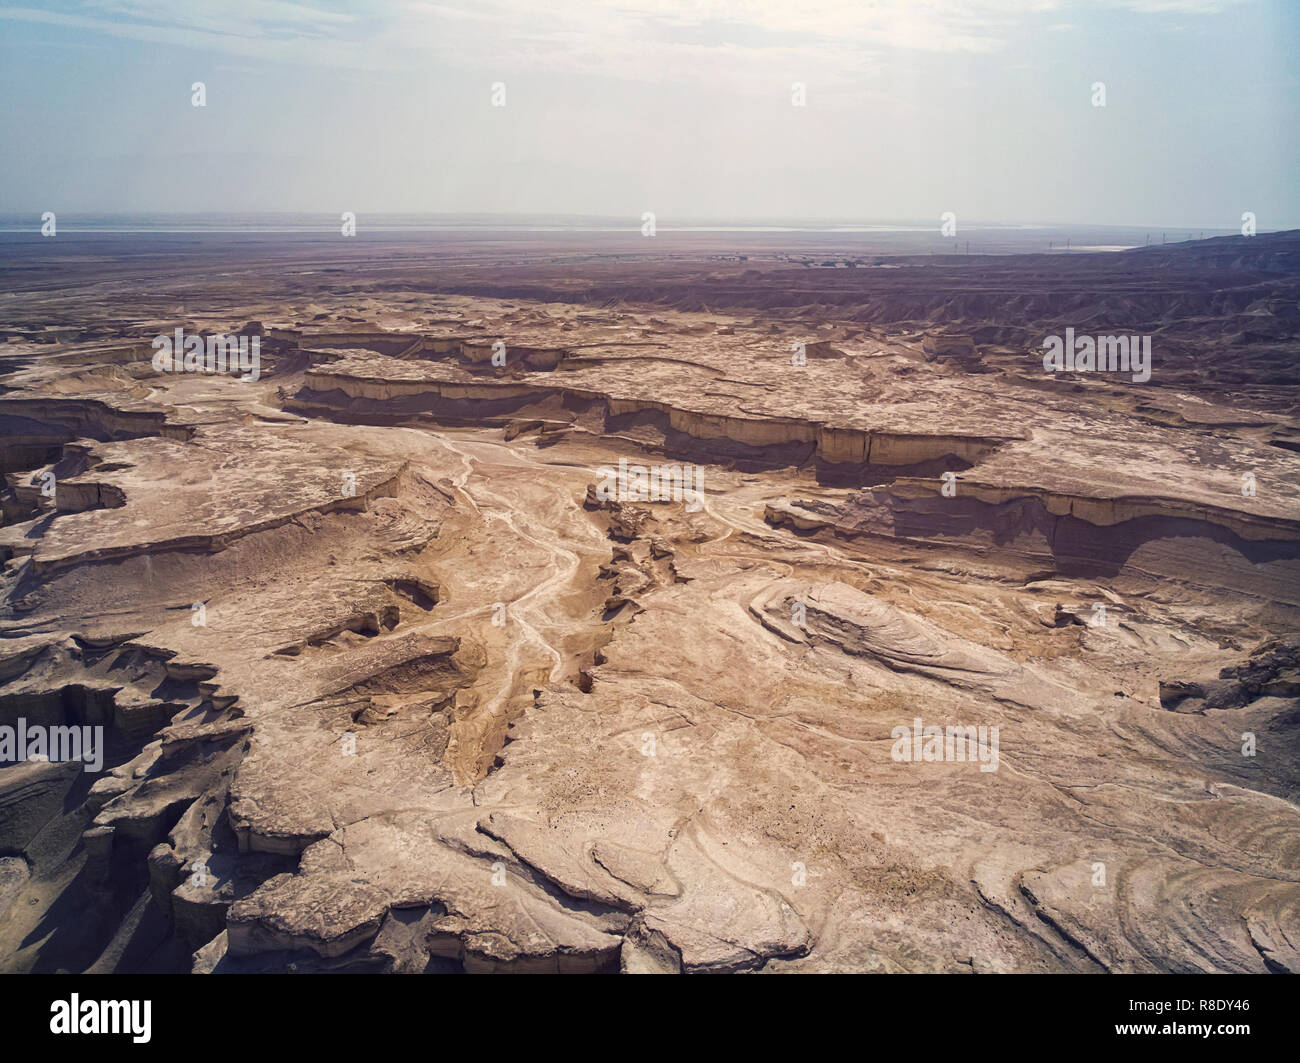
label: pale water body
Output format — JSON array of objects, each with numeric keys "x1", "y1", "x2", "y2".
[
  {"x1": 0, "y1": 213, "x2": 1251, "y2": 260},
  {"x1": 0, "y1": 212, "x2": 1239, "y2": 237}
]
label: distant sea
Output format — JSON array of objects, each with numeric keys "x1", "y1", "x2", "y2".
[
  {"x1": 0, "y1": 212, "x2": 1241, "y2": 240},
  {"x1": 0, "y1": 214, "x2": 1259, "y2": 259}
]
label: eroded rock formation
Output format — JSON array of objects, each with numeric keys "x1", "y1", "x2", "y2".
[{"x1": 1, "y1": 232, "x2": 1297, "y2": 973}]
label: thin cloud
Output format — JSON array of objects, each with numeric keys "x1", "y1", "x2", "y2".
[{"x1": 0, "y1": 0, "x2": 1258, "y2": 84}]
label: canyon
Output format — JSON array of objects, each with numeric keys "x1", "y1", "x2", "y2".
[{"x1": 0, "y1": 229, "x2": 1297, "y2": 973}]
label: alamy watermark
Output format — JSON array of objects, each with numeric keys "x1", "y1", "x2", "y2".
[
  {"x1": 152, "y1": 328, "x2": 261, "y2": 382},
  {"x1": 594, "y1": 457, "x2": 705, "y2": 512},
  {"x1": 1042, "y1": 328, "x2": 1151, "y2": 382},
  {"x1": 50, "y1": 995, "x2": 150, "y2": 1043},
  {"x1": 890, "y1": 716, "x2": 999, "y2": 772},
  {"x1": 0, "y1": 718, "x2": 104, "y2": 772}
]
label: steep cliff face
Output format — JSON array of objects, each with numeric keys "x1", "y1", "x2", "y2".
[
  {"x1": 294, "y1": 363, "x2": 1016, "y2": 478},
  {"x1": 766, "y1": 485, "x2": 1300, "y2": 602}
]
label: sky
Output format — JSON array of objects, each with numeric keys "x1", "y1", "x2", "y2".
[{"x1": 0, "y1": 0, "x2": 1296, "y2": 227}]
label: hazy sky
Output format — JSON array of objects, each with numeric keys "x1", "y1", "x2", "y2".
[{"x1": 1, "y1": 0, "x2": 1296, "y2": 227}]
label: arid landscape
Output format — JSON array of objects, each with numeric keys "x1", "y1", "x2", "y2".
[{"x1": 1, "y1": 229, "x2": 1297, "y2": 974}]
